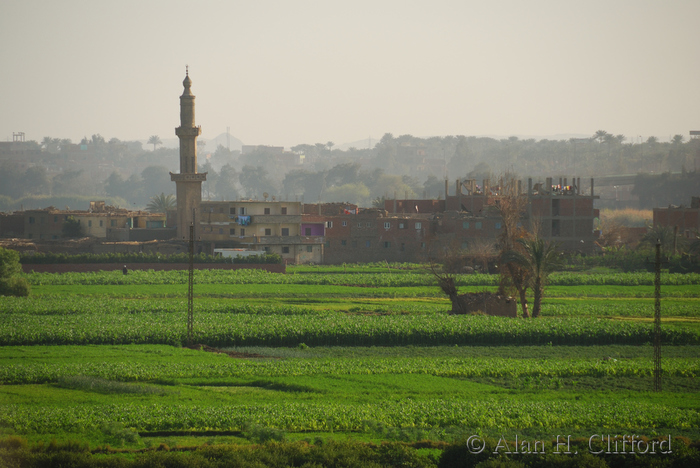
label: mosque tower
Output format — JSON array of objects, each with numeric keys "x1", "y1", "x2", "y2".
[{"x1": 170, "y1": 67, "x2": 207, "y2": 239}]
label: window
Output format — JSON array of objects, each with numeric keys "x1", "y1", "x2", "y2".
[
  {"x1": 461, "y1": 241, "x2": 469, "y2": 249},
  {"x1": 495, "y1": 222, "x2": 502, "y2": 229},
  {"x1": 357, "y1": 222, "x2": 363, "y2": 228},
  {"x1": 462, "y1": 221, "x2": 470, "y2": 229},
  {"x1": 383, "y1": 241, "x2": 391, "y2": 248},
  {"x1": 366, "y1": 222, "x2": 372, "y2": 227},
  {"x1": 421, "y1": 242, "x2": 426, "y2": 249},
  {"x1": 281, "y1": 207, "x2": 287, "y2": 215},
  {"x1": 99, "y1": 220, "x2": 103, "y2": 227},
  {"x1": 325, "y1": 241, "x2": 330, "y2": 248},
  {"x1": 305, "y1": 227, "x2": 311, "y2": 235},
  {"x1": 384, "y1": 222, "x2": 391, "y2": 229},
  {"x1": 88, "y1": 220, "x2": 92, "y2": 227},
  {"x1": 264, "y1": 208, "x2": 270, "y2": 215},
  {"x1": 365, "y1": 240, "x2": 371, "y2": 248},
  {"x1": 475, "y1": 222, "x2": 482, "y2": 229},
  {"x1": 415, "y1": 222, "x2": 422, "y2": 229},
  {"x1": 306, "y1": 246, "x2": 313, "y2": 253},
  {"x1": 326, "y1": 221, "x2": 333, "y2": 228},
  {"x1": 281, "y1": 228, "x2": 289, "y2": 236},
  {"x1": 29, "y1": 217, "x2": 35, "y2": 224},
  {"x1": 552, "y1": 219, "x2": 561, "y2": 237},
  {"x1": 230, "y1": 228, "x2": 236, "y2": 236},
  {"x1": 265, "y1": 228, "x2": 272, "y2": 236},
  {"x1": 264, "y1": 247, "x2": 270, "y2": 252},
  {"x1": 399, "y1": 222, "x2": 406, "y2": 229},
  {"x1": 218, "y1": 228, "x2": 223, "y2": 234},
  {"x1": 400, "y1": 243, "x2": 405, "y2": 251},
  {"x1": 53, "y1": 216, "x2": 58, "y2": 222},
  {"x1": 341, "y1": 240, "x2": 347, "y2": 246},
  {"x1": 342, "y1": 221, "x2": 347, "y2": 227},
  {"x1": 230, "y1": 207, "x2": 236, "y2": 215},
  {"x1": 240, "y1": 228, "x2": 245, "y2": 236},
  {"x1": 282, "y1": 246, "x2": 290, "y2": 254},
  {"x1": 111, "y1": 220, "x2": 116, "y2": 227},
  {"x1": 239, "y1": 207, "x2": 246, "y2": 215}
]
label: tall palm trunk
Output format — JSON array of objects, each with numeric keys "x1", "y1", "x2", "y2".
[
  {"x1": 518, "y1": 288, "x2": 530, "y2": 318},
  {"x1": 532, "y1": 276, "x2": 542, "y2": 318}
]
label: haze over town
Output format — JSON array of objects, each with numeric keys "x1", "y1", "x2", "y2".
[{"x1": 2, "y1": 0, "x2": 698, "y2": 148}]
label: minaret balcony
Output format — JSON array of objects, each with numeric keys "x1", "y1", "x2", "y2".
[
  {"x1": 175, "y1": 126, "x2": 202, "y2": 137},
  {"x1": 170, "y1": 172, "x2": 207, "y2": 182}
]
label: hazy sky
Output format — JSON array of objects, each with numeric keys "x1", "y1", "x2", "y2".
[{"x1": 2, "y1": 0, "x2": 698, "y2": 148}]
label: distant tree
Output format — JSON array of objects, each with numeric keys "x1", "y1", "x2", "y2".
[
  {"x1": 671, "y1": 134, "x2": 685, "y2": 145},
  {"x1": 646, "y1": 136, "x2": 659, "y2": 144},
  {"x1": 216, "y1": 164, "x2": 239, "y2": 200},
  {"x1": 140, "y1": 166, "x2": 173, "y2": 201},
  {"x1": 0, "y1": 247, "x2": 30, "y2": 297},
  {"x1": 148, "y1": 135, "x2": 162, "y2": 152},
  {"x1": 326, "y1": 141, "x2": 334, "y2": 155},
  {"x1": 327, "y1": 162, "x2": 360, "y2": 186},
  {"x1": 239, "y1": 166, "x2": 277, "y2": 199},
  {"x1": 91, "y1": 134, "x2": 106, "y2": 145},
  {"x1": 594, "y1": 130, "x2": 609, "y2": 144},
  {"x1": 23, "y1": 166, "x2": 50, "y2": 196},
  {"x1": 641, "y1": 225, "x2": 678, "y2": 255},
  {"x1": 146, "y1": 193, "x2": 176, "y2": 213},
  {"x1": 324, "y1": 182, "x2": 370, "y2": 205},
  {"x1": 61, "y1": 216, "x2": 84, "y2": 239},
  {"x1": 423, "y1": 174, "x2": 445, "y2": 198},
  {"x1": 466, "y1": 162, "x2": 493, "y2": 183}
]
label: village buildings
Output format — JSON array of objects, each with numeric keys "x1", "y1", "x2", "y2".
[{"x1": 0, "y1": 72, "x2": 605, "y2": 263}]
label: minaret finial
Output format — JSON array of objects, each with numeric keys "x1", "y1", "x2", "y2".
[{"x1": 186, "y1": 65, "x2": 189, "y2": 76}]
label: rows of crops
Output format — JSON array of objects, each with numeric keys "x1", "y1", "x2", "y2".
[
  {"x1": 1, "y1": 312, "x2": 698, "y2": 347},
  {"x1": 4, "y1": 399, "x2": 698, "y2": 434},
  {"x1": 2, "y1": 354, "x2": 698, "y2": 385},
  {"x1": 3, "y1": 295, "x2": 700, "y2": 318},
  {"x1": 23, "y1": 269, "x2": 700, "y2": 287}
]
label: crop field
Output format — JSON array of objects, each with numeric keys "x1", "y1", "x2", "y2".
[{"x1": 1, "y1": 265, "x2": 700, "y2": 465}]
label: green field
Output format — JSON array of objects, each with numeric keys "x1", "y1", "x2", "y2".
[{"x1": 1, "y1": 267, "x2": 699, "y2": 466}]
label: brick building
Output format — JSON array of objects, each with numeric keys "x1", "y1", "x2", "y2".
[{"x1": 653, "y1": 196, "x2": 700, "y2": 238}]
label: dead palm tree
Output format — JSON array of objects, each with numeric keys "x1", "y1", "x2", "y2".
[{"x1": 501, "y1": 237, "x2": 562, "y2": 318}]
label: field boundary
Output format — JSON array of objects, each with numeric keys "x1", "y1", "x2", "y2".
[{"x1": 21, "y1": 263, "x2": 286, "y2": 274}]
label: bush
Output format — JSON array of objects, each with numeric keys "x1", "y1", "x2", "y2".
[
  {"x1": 0, "y1": 247, "x2": 29, "y2": 297},
  {"x1": 0, "y1": 277, "x2": 31, "y2": 297}
]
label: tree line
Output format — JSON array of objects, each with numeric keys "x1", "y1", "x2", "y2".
[{"x1": 1, "y1": 131, "x2": 698, "y2": 211}]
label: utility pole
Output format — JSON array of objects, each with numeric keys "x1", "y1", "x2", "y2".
[
  {"x1": 653, "y1": 240, "x2": 662, "y2": 391},
  {"x1": 187, "y1": 222, "x2": 194, "y2": 346}
]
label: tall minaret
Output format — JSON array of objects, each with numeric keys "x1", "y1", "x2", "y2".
[{"x1": 171, "y1": 67, "x2": 207, "y2": 240}]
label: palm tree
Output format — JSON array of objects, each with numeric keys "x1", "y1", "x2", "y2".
[
  {"x1": 146, "y1": 193, "x2": 176, "y2": 213},
  {"x1": 502, "y1": 237, "x2": 562, "y2": 318},
  {"x1": 148, "y1": 135, "x2": 162, "y2": 152},
  {"x1": 641, "y1": 225, "x2": 675, "y2": 255}
]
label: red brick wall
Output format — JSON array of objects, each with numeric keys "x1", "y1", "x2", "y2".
[{"x1": 22, "y1": 263, "x2": 286, "y2": 274}]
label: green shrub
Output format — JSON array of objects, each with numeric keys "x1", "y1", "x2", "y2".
[{"x1": 0, "y1": 277, "x2": 30, "y2": 297}]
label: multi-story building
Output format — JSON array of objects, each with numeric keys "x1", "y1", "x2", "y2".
[
  {"x1": 199, "y1": 200, "x2": 324, "y2": 263},
  {"x1": 1, "y1": 201, "x2": 166, "y2": 241}
]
